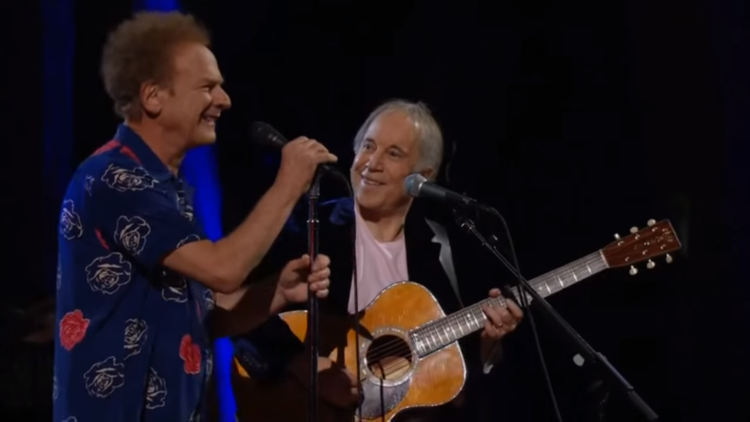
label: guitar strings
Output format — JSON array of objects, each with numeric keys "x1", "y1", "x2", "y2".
[
  {"x1": 364, "y1": 253, "x2": 603, "y2": 363},
  {"x1": 353, "y1": 254, "x2": 606, "y2": 380}
]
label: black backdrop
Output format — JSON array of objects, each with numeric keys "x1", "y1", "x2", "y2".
[{"x1": 1, "y1": 0, "x2": 747, "y2": 420}]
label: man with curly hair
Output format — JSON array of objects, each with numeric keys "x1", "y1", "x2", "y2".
[{"x1": 53, "y1": 11, "x2": 346, "y2": 422}]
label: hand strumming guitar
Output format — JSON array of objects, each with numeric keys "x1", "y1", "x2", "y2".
[{"x1": 288, "y1": 354, "x2": 361, "y2": 409}]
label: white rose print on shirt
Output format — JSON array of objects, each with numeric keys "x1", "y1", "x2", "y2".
[
  {"x1": 84, "y1": 175, "x2": 95, "y2": 195},
  {"x1": 101, "y1": 163, "x2": 157, "y2": 192},
  {"x1": 114, "y1": 216, "x2": 151, "y2": 255},
  {"x1": 56, "y1": 257, "x2": 62, "y2": 290},
  {"x1": 85, "y1": 252, "x2": 132, "y2": 295},
  {"x1": 203, "y1": 290, "x2": 215, "y2": 311},
  {"x1": 177, "y1": 234, "x2": 201, "y2": 248},
  {"x1": 145, "y1": 367, "x2": 167, "y2": 409},
  {"x1": 60, "y1": 200, "x2": 83, "y2": 240},
  {"x1": 123, "y1": 318, "x2": 148, "y2": 359},
  {"x1": 162, "y1": 278, "x2": 188, "y2": 303},
  {"x1": 83, "y1": 356, "x2": 125, "y2": 398},
  {"x1": 205, "y1": 347, "x2": 213, "y2": 378}
]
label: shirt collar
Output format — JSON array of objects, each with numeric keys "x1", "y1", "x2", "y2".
[{"x1": 113, "y1": 124, "x2": 173, "y2": 182}]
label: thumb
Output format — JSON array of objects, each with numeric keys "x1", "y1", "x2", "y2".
[{"x1": 288, "y1": 254, "x2": 310, "y2": 270}]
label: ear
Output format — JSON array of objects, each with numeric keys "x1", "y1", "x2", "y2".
[
  {"x1": 420, "y1": 167, "x2": 435, "y2": 181},
  {"x1": 139, "y1": 81, "x2": 163, "y2": 116}
]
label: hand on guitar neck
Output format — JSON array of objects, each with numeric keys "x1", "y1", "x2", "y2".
[{"x1": 288, "y1": 353, "x2": 362, "y2": 410}]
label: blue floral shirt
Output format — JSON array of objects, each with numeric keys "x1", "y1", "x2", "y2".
[{"x1": 53, "y1": 124, "x2": 215, "y2": 422}]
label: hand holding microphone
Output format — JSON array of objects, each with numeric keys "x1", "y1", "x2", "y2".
[{"x1": 251, "y1": 122, "x2": 338, "y2": 195}]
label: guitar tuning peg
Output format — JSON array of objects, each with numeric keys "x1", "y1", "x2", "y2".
[
  {"x1": 614, "y1": 233, "x2": 621, "y2": 240},
  {"x1": 629, "y1": 265, "x2": 638, "y2": 276},
  {"x1": 646, "y1": 259, "x2": 655, "y2": 269},
  {"x1": 630, "y1": 226, "x2": 638, "y2": 234},
  {"x1": 647, "y1": 219, "x2": 656, "y2": 227},
  {"x1": 665, "y1": 254, "x2": 673, "y2": 264}
]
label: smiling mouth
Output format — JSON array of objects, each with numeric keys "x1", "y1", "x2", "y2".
[
  {"x1": 202, "y1": 115, "x2": 219, "y2": 126},
  {"x1": 361, "y1": 175, "x2": 384, "y2": 186}
]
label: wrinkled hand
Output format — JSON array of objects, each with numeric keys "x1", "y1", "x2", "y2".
[
  {"x1": 289, "y1": 355, "x2": 361, "y2": 410},
  {"x1": 318, "y1": 357, "x2": 362, "y2": 409},
  {"x1": 480, "y1": 288, "x2": 523, "y2": 344},
  {"x1": 275, "y1": 254, "x2": 331, "y2": 307},
  {"x1": 277, "y1": 136, "x2": 338, "y2": 195}
]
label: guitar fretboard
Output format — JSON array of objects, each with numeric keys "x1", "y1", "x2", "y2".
[{"x1": 409, "y1": 251, "x2": 608, "y2": 357}]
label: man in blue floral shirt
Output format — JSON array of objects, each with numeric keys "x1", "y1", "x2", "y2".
[{"x1": 53, "y1": 12, "x2": 337, "y2": 422}]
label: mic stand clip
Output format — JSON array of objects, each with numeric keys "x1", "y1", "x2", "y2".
[{"x1": 453, "y1": 210, "x2": 659, "y2": 422}]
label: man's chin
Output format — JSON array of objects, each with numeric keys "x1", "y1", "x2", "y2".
[{"x1": 189, "y1": 133, "x2": 217, "y2": 148}]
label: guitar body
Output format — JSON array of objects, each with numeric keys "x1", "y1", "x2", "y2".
[
  {"x1": 230, "y1": 219, "x2": 684, "y2": 421},
  {"x1": 232, "y1": 281, "x2": 466, "y2": 422}
]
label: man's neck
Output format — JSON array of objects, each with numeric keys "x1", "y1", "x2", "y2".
[
  {"x1": 125, "y1": 120, "x2": 186, "y2": 175},
  {"x1": 357, "y1": 202, "x2": 411, "y2": 243}
]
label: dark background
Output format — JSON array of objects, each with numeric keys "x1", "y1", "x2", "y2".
[{"x1": 2, "y1": 0, "x2": 748, "y2": 420}]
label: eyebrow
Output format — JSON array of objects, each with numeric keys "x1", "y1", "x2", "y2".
[
  {"x1": 364, "y1": 137, "x2": 407, "y2": 154},
  {"x1": 199, "y1": 76, "x2": 224, "y2": 86}
]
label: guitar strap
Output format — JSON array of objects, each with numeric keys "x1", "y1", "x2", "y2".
[{"x1": 424, "y1": 218, "x2": 463, "y2": 308}]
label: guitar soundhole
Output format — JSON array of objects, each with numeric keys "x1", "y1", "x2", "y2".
[{"x1": 365, "y1": 334, "x2": 413, "y2": 381}]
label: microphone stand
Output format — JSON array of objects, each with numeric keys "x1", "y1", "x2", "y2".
[
  {"x1": 306, "y1": 170, "x2": 323, "y2": 422},
  {"x1": 453, "y1": 210, "x2": 658, "y2": 422}
]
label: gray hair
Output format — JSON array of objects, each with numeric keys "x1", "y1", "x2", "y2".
[{"x1": 353, "y1": 99, "x2": 444, "y2": 180}]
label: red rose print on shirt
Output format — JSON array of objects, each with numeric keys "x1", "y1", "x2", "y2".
[
  {"x1": 59, "y1": 310, "x2": 91, "y2": 351},
  {"x1": 179, "y1": 334, "x2": 201, "y2": 375}
]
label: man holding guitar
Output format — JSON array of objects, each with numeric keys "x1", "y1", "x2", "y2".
[{"x1": 223, "y1": 100, "x2": 524, "y2": 421}]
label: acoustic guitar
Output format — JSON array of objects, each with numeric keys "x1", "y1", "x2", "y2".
[{"x1": 231, "y1": 219, "x2": 681, "y2": 421}]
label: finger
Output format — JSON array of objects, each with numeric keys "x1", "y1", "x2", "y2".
[
  {"x1": 287, "y1": 136, "x2": 310, "y2": 146},
  {"x1": 506, "y1": 299, "x2": 524, "y2": 321},
  {"x1": 290, "y1": 254, "x2": 310, "y2": 270},
  {"x1": 312, "y1": 254, "x2": 331, "y2": 272},
  {"x1": 483, "y1": 319, "x2": 503, "y2": 339},
  {"x1": 307, "y1": 268, "x2": 331, "y2": 283},
  {"x1": 497, "y1": 307, "x2": 516, "y2": 327},
  {"x1": 309, "y1": 275, "x2": 329, "y2": 288},
  {"x1": 314, "y1": 288, "x2": 329, "y2": 299},
  {"x1": 481, "y1": 305, "x2": 504, "y2": 328},
  {"x1": 306, "y1": 139, "x2": 328, "y2": 151},
  {"x1": 317, "y1": 151, "x2": 338, "y2": 164},
  {"x1": 488, "y1": 288, "x2": 502, "y2": 298},
  {"x1": 345, "y1": 369, "x2": 359, "y2": 386}
]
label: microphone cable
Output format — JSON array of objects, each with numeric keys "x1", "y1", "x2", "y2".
[{"x1": 487, "y1": 207, "x2": 564, "y2": 422}]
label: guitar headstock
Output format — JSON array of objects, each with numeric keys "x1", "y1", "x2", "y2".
[{"x1": 601, "y1": 219, "x2": 682, "y2": 275}]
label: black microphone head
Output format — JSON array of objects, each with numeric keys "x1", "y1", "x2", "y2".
[
  {"x1": 250, "y1": 121, "x2": 287, "y2": 148},
  {"x1": 404, "y1": 173, "x2": 427, "y2": 198}
]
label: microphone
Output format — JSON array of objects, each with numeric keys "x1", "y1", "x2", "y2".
[
  {"x1": 404, "y1": 173, "x2": 495, "y2": 213},
  {"x1": 250, "y1": 121, "x2": 339, "y2": 174}
]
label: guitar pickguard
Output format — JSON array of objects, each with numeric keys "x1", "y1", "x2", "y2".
[{"x1": 358, "y1": 377, "x2": 411, "y2": 420}]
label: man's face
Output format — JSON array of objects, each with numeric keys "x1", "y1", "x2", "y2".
[
  {"x1": 350, "y1": 111, "x2": 430, "y2": 215},
  {"x1": 155, "y1": 42, "x2": 231, "y2": 147}
]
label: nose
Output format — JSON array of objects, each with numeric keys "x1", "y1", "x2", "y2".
[
  {"x1": 366, "y1": 150, "x2": 385, "y2": 171},
  {"x1": 214, "y1": 86, "x2": 232, "y2": 110}
]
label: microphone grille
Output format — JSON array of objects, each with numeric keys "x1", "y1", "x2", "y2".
[
  {"x1": 404, "y1": 173, "x2": 427, "y2": 197},
  {"x1": 250, "y1": 121, "x2": 286, "y2": 148}
]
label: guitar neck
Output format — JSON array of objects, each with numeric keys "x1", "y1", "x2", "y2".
[{"x1": 409, "y1": 251, "x2": 608, "y2": 357}]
